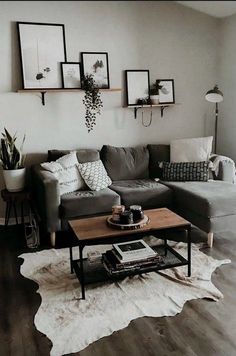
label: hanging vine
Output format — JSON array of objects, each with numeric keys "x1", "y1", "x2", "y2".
[{"x1": 82, "y1": 74, "x2": 103, "y2": 132}]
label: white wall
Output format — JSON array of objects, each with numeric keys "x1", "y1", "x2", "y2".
[
  {"x1": 0, "y1": 1, "x2": 219, "y2": 217},
  {"x1": 218, "y1": 13, "x2": 236, "y2": 161}
]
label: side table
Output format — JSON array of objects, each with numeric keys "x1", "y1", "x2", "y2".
[{"x1": 1, "y1": 189, "x2": 33, "y2": 226}]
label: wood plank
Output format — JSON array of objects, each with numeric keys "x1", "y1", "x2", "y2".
[
  {"x1": 69, "y1": 208, "x2": 190, "y2": 241},
  {"x1": 17, "y1": 88, "x2": 122, "y2": 93},
  {"x1": 0, "y1": 225, "x2": 236, "y2": 355}
]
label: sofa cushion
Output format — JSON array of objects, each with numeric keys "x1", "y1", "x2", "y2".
[
  {"x1": 101, "y1": 145, "x2": 149, "y2": 181},
  {"x1": 162, "y1": 180, "x2": 236, "y2": 218},
  {"x1": 60, "y1": 188, "x2": 120, "y2": 218},
  {"x1": 110, "y1": 179, "x2": 173, "y2": 209},
  {"x1": 48, "y1": 149, "x2": 100, "y2": 163},
  {"x1": 147, "y1": 144, "x2": 170, "y2": 178}
]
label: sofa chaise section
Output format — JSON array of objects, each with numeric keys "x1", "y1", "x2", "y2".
[{"x1": 161, "y1": 180, "x2": 236, "y2": 246}]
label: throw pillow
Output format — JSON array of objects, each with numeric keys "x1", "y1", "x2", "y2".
[
  {"x1": 78, "y1": 160, "x2": 112, "y2": 191},
  {"x1": 170, "y1": 136, "x2": 213, "y2": 162},
  {"x1": 162, "y1": 161, "x2": 210, "y2": 182},
  {"x1": 41, "y1": 151, "x2": 86, "y2": 195}
]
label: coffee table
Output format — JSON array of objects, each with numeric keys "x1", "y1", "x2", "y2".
[{"x1": 68, "y1": 208, "x2": 191, "y2": 300}]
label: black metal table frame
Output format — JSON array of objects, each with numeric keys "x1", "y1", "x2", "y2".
[{"x1": 69, "y1": 224, "x2": 191, "y2": 300}]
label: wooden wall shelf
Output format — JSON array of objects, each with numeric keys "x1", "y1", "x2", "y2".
[
  {"x1": 17, "y1": 88, "x2": 122, "y2": 105},
  {"x1": 127, "y1": 103, "x2": 180, "y2": 118}
]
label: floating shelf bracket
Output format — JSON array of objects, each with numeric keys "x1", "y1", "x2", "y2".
[
  {"x1": 134, "y1": 107, "x2": 138, "y2": 119},
  {"x1": 160, "y1": 105, "x2": 168, "y2": 118},
  {"x1": 41, "y1": 91, "x2": 46, "y2": 106}
]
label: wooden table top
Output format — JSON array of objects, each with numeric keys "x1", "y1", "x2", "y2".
[{"x1": 69, "y1": 208, "x2": 191, "y2": 242}]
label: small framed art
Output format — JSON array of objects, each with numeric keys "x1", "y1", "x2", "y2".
[
  {"x1": 157, "y1": 79, "x2": 175, "y2": 104},
  {"x1": 17, "y1": 22, "x2": 67, "y2": 89},
  {"x1": 61, "y1": 62, "x2": 81, "y2": 88},
  {"x1": 125, "y1": 70, "x2": 150, "y2": 106},
  {"x1": 81, "y1": 52, "x2": 110, "y2": 88}
]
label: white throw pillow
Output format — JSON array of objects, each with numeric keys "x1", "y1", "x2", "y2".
[
  {"x1": 170, "y1": 136, "x2": 213, "y2": 162},
  {"x1": 41, "y1": 151, "x2": 86, "y2": 195},
  {"x1": 78, "y1": 160, "x2": 112, "y2": 191}
]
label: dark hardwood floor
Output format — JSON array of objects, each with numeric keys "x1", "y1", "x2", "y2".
[{"x1": 0, "y1": 225, "x2": 235, "y2": 356}]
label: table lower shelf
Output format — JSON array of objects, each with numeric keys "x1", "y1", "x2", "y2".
[{"x1": 72, "y1": 244, "x2": 188, "y2": 285}]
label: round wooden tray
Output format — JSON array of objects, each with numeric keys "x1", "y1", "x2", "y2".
[{"x1": 106, "y1": 215, "x2": 150, "y2": 230}]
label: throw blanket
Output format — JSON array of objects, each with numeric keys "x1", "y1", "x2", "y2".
[{"x1": 210, "y1": 154, "x2": 236, "y2": 182}]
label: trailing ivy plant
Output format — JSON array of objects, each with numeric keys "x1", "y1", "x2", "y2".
[{"x1": 82, "y1": 74, "x2": 103, "y2": 132}]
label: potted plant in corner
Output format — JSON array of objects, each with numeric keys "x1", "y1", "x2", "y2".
[
  {"x1": 82, "y1": 74, "x2": 103, "y2": 132},
  {"x1": 0, "y1": 128, "x2": 26, "y2": 192},
  {"x1": 149, "y1": 80, "x2": 163, "y2": 104}
]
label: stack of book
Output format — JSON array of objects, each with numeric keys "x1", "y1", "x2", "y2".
[{"x1": 102, "y1": 239, "x2": 164, "y2": 276}]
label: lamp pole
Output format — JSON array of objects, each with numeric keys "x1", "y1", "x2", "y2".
[
  {"x1": 215, "y1": 102, "x2": 218, "y2": 154},
  {"x1": 205, "y1": 85, "x2": 223, "y2": 154}
]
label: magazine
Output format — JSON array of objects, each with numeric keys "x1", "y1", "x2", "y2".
[{"x1": 113, "y1": 239, "x2": 157, "y2": 263}]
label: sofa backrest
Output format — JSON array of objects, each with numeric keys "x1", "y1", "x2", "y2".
[
  {"x1": 101, "y1": 145, "x2": 149, "y2": 181},
  {"x1": 147, "y1": 144, "x2": 170, "y2": 178},
  {"x1": 47, "y1": 149, "x2": 100, "y2": 163}
]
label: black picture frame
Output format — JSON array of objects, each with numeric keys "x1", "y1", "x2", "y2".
[
  {"x1": 81, "y1": 52, "x2": 110, "y2": 89},
  {"x1": 61, "y1": 62, "x2": 81, "y2": 89},
  {"x1": 157, "y1": 79, "x2": 175, "y2": 104},
  {"x1": 125, "y1": 70, "x2": 150, "y2": 106},
  {"x1": 17, "y1": 21, "x2": 67, "y2": 89}
]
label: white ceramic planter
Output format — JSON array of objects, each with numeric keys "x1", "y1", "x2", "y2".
[
  {"x1": 3, "y1": 168, "x2": 26, "y2": 192},
  {"x1": 150, "y1": 95, "x2": 159, "y2": 104}
]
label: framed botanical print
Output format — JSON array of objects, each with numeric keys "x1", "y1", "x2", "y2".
[
  {"x1": 125, "y1": 70, "x2": 150, "y2": 106},
  {"x1": 81, "y1": 52, "x2": 110, "y2": 88},
  {"x1": 61, "y1": 62, "x2": 81, "y2": 89},
  {"x1": 157, "y1": 79, "x2": 175, "y2": 104},
  {"x1": 17, "y1": 22, "x2": 67, "y2": 89}
]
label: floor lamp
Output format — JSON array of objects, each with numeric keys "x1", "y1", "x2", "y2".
[{"x1": 205, "y1": 85, "x2": 223, "y2": 153}]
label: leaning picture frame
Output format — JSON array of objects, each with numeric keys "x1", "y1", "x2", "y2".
[
  {"x1": 157, "y1": 79, "x2": 175, "y2": 104},
  {"x1": 81, "y1": 52, "x2": 110, "y2": 89},
  {"x1": 61, "y1": 62, "x2": 81, "y2": 89},
  {"x1": 125, "y1": 70, "x2": 150, "y2": 106},
  {"x1": 17, "y1": 22, "x2": 67, "y2": 89}
]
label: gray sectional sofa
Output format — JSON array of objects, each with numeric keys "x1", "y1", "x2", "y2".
[{"x1": 31, "y1": 144, "x2": 236, "y2": 247}]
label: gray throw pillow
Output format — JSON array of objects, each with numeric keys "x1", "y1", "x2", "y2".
[{"x1": 101, "y1": 145, "x2": 149, "y2": 181}]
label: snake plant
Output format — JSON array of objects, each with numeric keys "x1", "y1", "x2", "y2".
[{"x1": 0, "y1": 128, "x2": 25, "y2": 169}]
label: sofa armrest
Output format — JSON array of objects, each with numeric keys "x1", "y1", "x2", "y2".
[
  {"x1": 31, "y1": 164, "x2": 61, "y2": 233},
  {"x1": 210, "y1": 154, "x2": 236, "y2": 183}
]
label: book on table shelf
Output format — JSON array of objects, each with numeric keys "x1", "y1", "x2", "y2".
[
  {"x1": 102, "y1": 249, "x2": 164, "y2": 276},
  {"x1": 112, "y1": 239, "x2": 157, "y2": 263}
]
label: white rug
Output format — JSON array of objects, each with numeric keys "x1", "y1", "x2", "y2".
[{"x1": 19, "y1": 242, "x2": 230, "y2": 356}]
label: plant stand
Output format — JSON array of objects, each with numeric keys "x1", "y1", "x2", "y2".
[{"x1": 1, "y1": 189, "x2": 35, "y2": 226}]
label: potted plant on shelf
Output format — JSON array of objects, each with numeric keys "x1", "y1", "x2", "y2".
[
  {"x1": 149, "y1": 80, "x2": 163, "y2": 104},
  {"x1": 0, "y1": 128, "x2": 26, "y2": 192},
  {"x1": 82, "y1": 74, "x2": 103, "y2": 132}
]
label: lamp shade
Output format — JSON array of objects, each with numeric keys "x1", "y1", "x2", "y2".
[{"x1": 205, "y1": 85, "x2": 223, "y2": 103}]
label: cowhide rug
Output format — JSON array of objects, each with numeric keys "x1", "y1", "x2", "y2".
[{"x1": 19, "y1": 242, "x2": 230, "y2": 356}]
